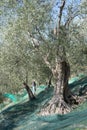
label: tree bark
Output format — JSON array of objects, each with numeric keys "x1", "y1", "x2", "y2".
[
  {"x1": 23, "y1": 82, "x2": 35, "y2": 100},
  {"x1": 41, "y1": 46, "x2": 78, "y2": 115},
  {"x1": 25, "y1": 70, "x2": 28, "y2": 85},
  {"x1": 40, "y1": 0, "x2": 78, "y2": 115},
  {"x1": 48, "y1": 74, "x2": 53, "y2": 88}
]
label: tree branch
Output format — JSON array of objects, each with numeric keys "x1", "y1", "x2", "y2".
[
  {"x1": 27, "y1": 31, "x2": 53, "y2": 70},
  {"x1": 43, "y1": 53, "x2": 52, "y2": 70},
  {"x1": 57, "y1": 0, "x2": 66, "y2": 35},
  {"x1": 64, "y1": 13, "x2": 79, "y2": 28}
]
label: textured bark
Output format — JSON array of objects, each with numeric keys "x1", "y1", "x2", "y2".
[
  {"x1": 40, "y1": 0, "x2": 79, "y2": 115},
  {"x1": 41, "y1": 59, "x2": 78, "y2": 115}
]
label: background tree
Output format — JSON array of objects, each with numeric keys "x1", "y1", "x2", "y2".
[{"x1": 0, "y1": 0, "x2": 52, "y2": 92}]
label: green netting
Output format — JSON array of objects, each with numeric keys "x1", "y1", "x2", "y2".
[
  {"x1": 69, "y1": 76, "x2": 87, "y2": 96},
  {"x1": 69, "y1": 73, "x2": 85, "y2": 84},
  {"x1": 0, "y1": 77, "x2": 87, "y2": 130},
  {"x1": 3, "y1": 93, "x2": 17, "y2": 102},
  {"x1": 69, "y1": 77, "x2": 79, "y2": 84},
  {"x1": 1, "y1": 86, "x2": 47, "y2": 104}
]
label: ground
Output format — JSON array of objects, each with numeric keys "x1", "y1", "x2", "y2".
[{"x1": 0, "y1": 77, "x2": 87, "y2": 130}]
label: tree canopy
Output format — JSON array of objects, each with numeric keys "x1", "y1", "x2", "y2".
[{"x1": 0, "y1": 0, "x2": 87, "y2": 94}]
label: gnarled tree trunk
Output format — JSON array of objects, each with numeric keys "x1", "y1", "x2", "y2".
[
  {"x1": 41, "y1": 47, "x2": 78, "y2": 115},
  {"x1": 36, "y1": 0, "x2": 79, "y2": 115}
]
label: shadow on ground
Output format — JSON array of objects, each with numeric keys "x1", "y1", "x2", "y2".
[
  {"x1": 0, "y1": 87, "x2": 53, "y2": 130},
  {"x1": 0, "y1": 77, "x2": 87, "y2": 130}
]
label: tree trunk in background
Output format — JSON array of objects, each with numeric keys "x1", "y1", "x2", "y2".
[
  {"x1": 23, "y1": 82, "x2": 35, "y2": 100},
  {"x1": 25, "y1": 68, "x2": 29, "y2": 85},
  {"x1": 48, "y1": 74, "x2": 53, "y2": 88}
]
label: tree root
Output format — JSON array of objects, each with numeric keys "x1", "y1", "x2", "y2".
[
  {"x1": 40, "y1": 95, "x2": 72, "y2": 116},
  {"x1": 40, "y1": 94, "x2": 87, "y2": 116},
  {"x1": 40, "y1": 87, "x2": 87, "y2": 116}
]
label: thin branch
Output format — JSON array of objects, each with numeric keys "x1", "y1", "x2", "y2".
[
  {"x1": 27, "y1": 30, "x2": 53, "y2": 70},
  {"x1": 43, "y1": 53, "x2": 52, "y2": 70},
  {"x1": 35, "y1": 26, "x2": 47, "y2": 43},
  {"x1": 64, "y1": 13, "x2": 79, "y2": 28},
  {"x1": 57, "y1": 0, "x2": 66, "y2": 35}
]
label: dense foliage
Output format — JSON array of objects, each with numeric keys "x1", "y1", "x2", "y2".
[{"x1": 0, "y1": 0, "x2": 87, "y2": 93}]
